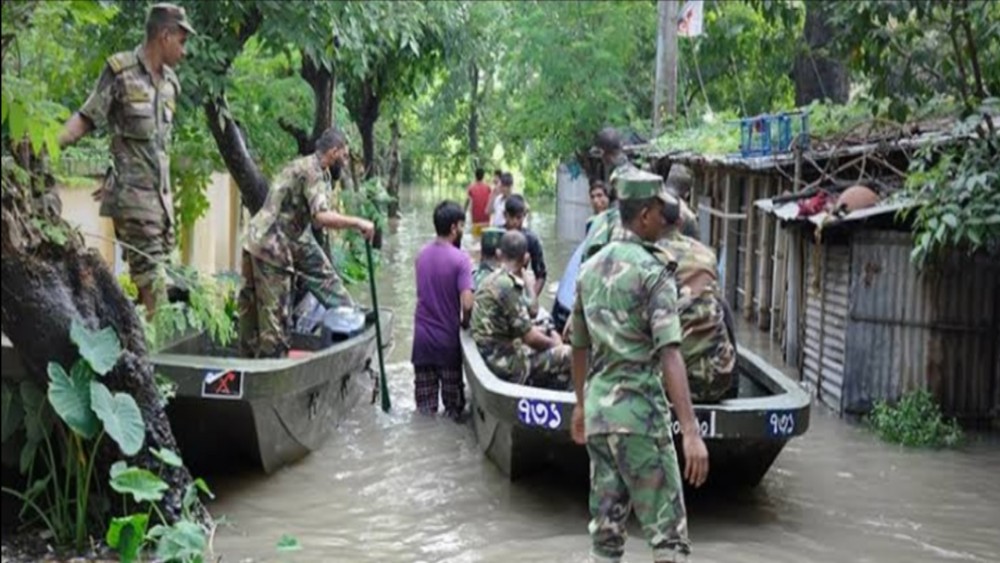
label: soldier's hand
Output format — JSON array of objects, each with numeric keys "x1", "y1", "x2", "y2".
[
  {"x1": 570, "y1": 405, "x2": 586, "y2": 445},
  {"x1": 356, "y1": 219, "x2": 375, "y2": 241},
  {"x1": 681, "y1": 433, "x2": 709, "y2": 487}
]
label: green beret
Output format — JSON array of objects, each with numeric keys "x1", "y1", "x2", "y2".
[
  {"x1": 481, "y1": 227, "x2": 505, "y2": 250},
  {"x1": 614, "y1": 168, "x2": 678, "y2": 205}
]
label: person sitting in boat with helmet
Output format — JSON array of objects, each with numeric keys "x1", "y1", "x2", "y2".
[
  {"x1": 658, "y1": 175, "x2": 737, "y2": 402},
  {"x1": 239, "y1": 126, "x2": 375, "y2": 358},
  {"x1": 471, "y1": 230, "x2": 571, "y2": 390}
]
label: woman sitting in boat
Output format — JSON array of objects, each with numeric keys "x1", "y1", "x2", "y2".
[
  {"x1": 470, "y1": 230, "x2": 571, "y2": 390},
  {"x1": 658, "y1": 177, "x2": 737, "y2": 402}
]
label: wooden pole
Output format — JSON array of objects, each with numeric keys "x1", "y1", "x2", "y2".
[{"x1": 653, "y1": 0, "x2": 680, "y2": 135}]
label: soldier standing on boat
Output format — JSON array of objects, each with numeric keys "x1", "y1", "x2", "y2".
[
  {"x1": 581, "y1": 127, "x2": 634, "y2": 260},
  {"x1": 239, "y1": 127, "x2": 374, "y2": 358},
  {"x1": 570, "y1": 168, "x2": 709, "y2": 563},
  {"x1": 58, "y1": 3, "x2": 195, "y2": 315},
  {"x1": 658, "y1": 177, "x2": 737, "y2": 402}
]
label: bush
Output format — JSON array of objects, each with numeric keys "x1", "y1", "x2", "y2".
[{"x1": 868, "y1": 389, "x2": 963, "y2": 448}]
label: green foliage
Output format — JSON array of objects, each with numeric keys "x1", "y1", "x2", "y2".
[
  {"x1": 902, "y1": 112, "x2": 1000, "y2": 264},
  {"x1": 107, "y1": 514, "x2": 149, "y2": 563},
  {"x1": 70, "y1": 320, "x2": 123, "y2": 376},
  {"x1": 143, "y1": 267, "x2": 238, "y2": 351},
  {"x1": 277, "y1": 534, "x2": 303, "y2": 553},
  {"x1": 334, "y1": 178, "x2": 392, "y2": 284},
  {"x1": 868, "y1": 389, "x2": 964, "y2": 448},
  {"x1": 46, "y1": 362, "x2": 100, "y2": 439},
  {"x1": 109, "y1": 462, "x2": 170, "y2": 503},
  {"x1": 90, "y1": 382, "x2": 145, "y2": 456}
]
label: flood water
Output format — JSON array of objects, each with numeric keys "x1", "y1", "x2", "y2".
[{"x1": 209, "y1": 185, "x2": 1000, "y2": 562}]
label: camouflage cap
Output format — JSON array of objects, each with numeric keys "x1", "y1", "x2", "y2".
[
  {"x1": 481, "y1": 227, "x2": 505, "y2": 252},
  {"x1": 614, "y1": 168, "x2": 678, "y2": 205},
  {"x1": 149, "y1": 3, "x2": 196, "y2": 35}
]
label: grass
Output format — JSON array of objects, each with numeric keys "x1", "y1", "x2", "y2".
[{"x1": 867, "y1": 389, "x2": 963, "y2": 448}]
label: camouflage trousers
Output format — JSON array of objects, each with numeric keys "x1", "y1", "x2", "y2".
[
  {"x1": 238, "y1": 250, "x2": 355, "y2": 358},
  {"x1": 483, "y1": 343, "x2": 572, "y2": 389},
  {"x1": 113, "y1": 215, "x2": 175, "y2": 292},
  {"x1": 680, "y1": 296, "x2": 736, "y2": 403},
  {"x1": 586, "y1": 433, "x2": 690, "y2": 563}
]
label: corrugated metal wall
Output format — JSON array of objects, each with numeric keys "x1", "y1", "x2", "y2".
[
  {"x1": 803, "y1": 242, "x2": 850, "y2": 413},
  {"x1": 844, "y1": 230, "x2": 1000, "y2": 421},
  {"x1": 555, "y1": 162, "x2": 592, "y2": 243}
]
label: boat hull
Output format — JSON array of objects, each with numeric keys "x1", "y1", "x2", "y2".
[
  {"x1": 1, "y1": 310, "x2": 393, "y2": 475},
  {"x1": 462, "y1": 330, "x2": 809, "y2": 488}
]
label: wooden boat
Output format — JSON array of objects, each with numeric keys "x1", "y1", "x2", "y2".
[
  {"x1": 1, "y1": 309, "x2": 393, "y2": 475},
  {"x1": 461, "y1": 330, "x2": 810, "y2": 488}
]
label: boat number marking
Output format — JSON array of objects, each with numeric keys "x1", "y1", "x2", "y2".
[
  {"x1": 671, "y1": 410, "x2": 716, "y2": 438},
  {"x1": 516, "y1": 398, "x2": 562, "y2": 429},
  {"x1": 202, "y1": 369, "x2": 244, "y2": 400},
  {"x1": 766, "y1": 410, "x2": 796, "y2": 437}
]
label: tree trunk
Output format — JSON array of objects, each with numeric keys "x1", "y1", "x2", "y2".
[
  {"x1": 204, "y1": 98, "x2": 269, "y2": 215},
  {"x1": 357, "y1": 79, "x2": 381, "y2": 180},
  {"x1": 387, "y1": 119, "x2": 401, "y2": 218},
  {"x1": 1, "y1": 164, "x2": 202, "y2": 525},
  {"x1": 279, "y1": 53, "x2": 336, "y2": 156},
  {"x1": 794, "y1": 2, "x2": 849, "y2": 105},
  {"x1": 468, "y1": 61, "x2": 480, "y2": 162}
]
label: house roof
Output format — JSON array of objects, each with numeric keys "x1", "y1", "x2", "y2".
[{"x1": 754, "y1": 197, "x2": 917, "y2": 228}]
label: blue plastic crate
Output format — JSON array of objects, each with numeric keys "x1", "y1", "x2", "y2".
[{"x1": 738, "y1": 112, "x2": 809, "y2": 157}]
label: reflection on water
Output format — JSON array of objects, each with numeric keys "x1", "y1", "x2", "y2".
[{"x1": 209, "y1": 186, "x2": 1000, "y2": 562}]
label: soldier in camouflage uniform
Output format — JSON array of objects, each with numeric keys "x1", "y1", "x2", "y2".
[
  {"x1": 581, "y1": 128, "x2": 633, "y2": 261},
  {"x1": 471, "y1": 231, "x2": 570, "y2": 389},
  {"x1": 664, "y1": 164, "x2": 700, "y2": 239},
  {"x1": 659, "y1": 186, "x2": 736, "y2": 402},
  {"x1": 570, "y1": 169, "x2": 709, "y2": 563},
  {"x1": 59, "y1": 3, "x2": 196, "y2": 315},
  {"x1": 239, "y1": 127, "x2": 374, "y2": 358},
  {"x1": 472, "y1": 227, "x2": 505, "y2": 289}
]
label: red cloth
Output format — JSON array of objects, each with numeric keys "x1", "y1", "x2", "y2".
[
  {"x1": 467, "y1": 182, "x2": 492, "y2": 224},
  {"x1": 798, "y1": 191, "x2": 830, "y2": 217}
]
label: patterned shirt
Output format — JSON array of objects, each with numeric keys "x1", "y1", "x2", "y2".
[
  {"x1": 79, "y1": 47, "x2": 179, "y2": 223},
  {"x1": 571, "y1": 231, "x2": 682, "y2": 438}
]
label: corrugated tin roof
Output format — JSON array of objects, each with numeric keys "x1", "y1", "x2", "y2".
[{"x1": 754, "y1": 198, "x2": 916, "y2": 227}]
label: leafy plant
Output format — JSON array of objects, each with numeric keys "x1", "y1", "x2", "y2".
[
  {"x1": 868, "y1": 389, "x2": 964, "y2": 448},
  {"x1": 142, "y1": 267, "x2": 239, "y2": 351},
  {"x1": 333, "y1": 177, "x2": 392, "y2": 284},
  {"x1": 2, "y1": 319, "x2": 139, "y2": 551}
]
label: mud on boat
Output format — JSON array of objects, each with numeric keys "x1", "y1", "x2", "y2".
[
  {"x1": 460, "y1": 330, "x2": 810, "y2": 488},
  {"x1": 1, "y1": 309, "x2": 393, "y2": 475}
]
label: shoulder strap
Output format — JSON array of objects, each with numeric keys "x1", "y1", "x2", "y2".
[{"x1": 106, "y1": 51, "x2": 139, "y2": 74}]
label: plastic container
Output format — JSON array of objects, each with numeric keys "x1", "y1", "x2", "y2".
[{"x1": 321, "y1": 306, "x2": 366, "y2": 343}]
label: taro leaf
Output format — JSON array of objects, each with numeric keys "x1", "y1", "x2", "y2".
[
  {"x1": 106, "y1": 513, "x2": 149, "y2": 563},
  {"x1": 110, "y1": 461, "x2": 127, "y2": 479},
  {"x1": 183, "y1": 478, "x2": 215, "y2": 512},
  {"x1": 154, "y1": 521, "x2": 207, "y2": 561},
  {"x1": 47, "y1": 361, "x2": 99, "y2": 439},
  {"x1": 90, "y1": 382, "x2": 144, "y2": 456},
  {"x1": 109, "y1": 465, "x2": 168, "y2": 503},
  {"x1": 20, "y1": 381, "x2": 53, "y2": 444},
  {"x1": 70, "y1": 319, "x2": 122, "y2": 376},
  {"x1": 1, "y1": 382, "x2": 24, "y2": 443},
  {"x1": 24, "y1": 475, "x2": 51, "y2": 501},
  {"x1": 151, "y1": 447, "x2": 184, "y2": 468},
  {"x1": 276, "y1": 534, "x2": 303, "y2": 552}
]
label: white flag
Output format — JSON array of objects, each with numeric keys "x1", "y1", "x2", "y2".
[{"x1": 678, "y1": 0, "x2": 704, "y2": 38}]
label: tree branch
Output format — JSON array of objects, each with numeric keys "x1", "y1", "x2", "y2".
[{"x1": 959, "y1": 1, "x2": 987, "y2": 100}]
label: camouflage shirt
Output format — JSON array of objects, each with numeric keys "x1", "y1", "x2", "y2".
[
  {"x1": 659, "y1": 230, "x2": 735, "y2": 398},
  {"x1": 471, "y1": 267, "x2": 535, "y2": 380},
  {"x1": 473, "y1": 261, "x2": 497, "y2": 289},
  {"x1": 571, "y1": 231, "x2": 683, "y2": 438},
  {"x1": 244, "y1": 154, "x2": 332, "y2": 269},
  {"x1": 80, "y1": 47, "x2": 179, "y2": 224}
]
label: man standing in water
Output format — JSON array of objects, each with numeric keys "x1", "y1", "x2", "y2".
[
  {"x1": 571, "y1": 169, "x2": 709, "y2": 562},
  {"x1": 240, "y1": 127, "x2": 374, "y2": 358},
  {"x1": 59, "y1": 3, "x2": 195, "y2": 315},
  {"x1": 412, "y1": 201, "x2": 475, "y2": 419}
]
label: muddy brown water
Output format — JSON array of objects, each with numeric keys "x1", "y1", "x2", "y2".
[{"x1": 207, "y1": 186, "x2": 1000, "y2": 562}]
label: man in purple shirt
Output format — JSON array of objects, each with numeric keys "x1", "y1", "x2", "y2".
[{"x1": 412, "y1": 200, "x2": 475, "y2": 419}]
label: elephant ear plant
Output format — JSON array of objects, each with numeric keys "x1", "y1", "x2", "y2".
[{"x1": 1, "y1": 320, "x2": 212, "y2": 562}]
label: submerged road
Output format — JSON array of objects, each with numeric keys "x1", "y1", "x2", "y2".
[{"x1": 209, "y1": 186, "x2": 1000, "y2": 562}]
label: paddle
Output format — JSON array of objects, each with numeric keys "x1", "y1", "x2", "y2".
[{"x1": 366, "y1": 239, "x2": 391, "y2": 412}]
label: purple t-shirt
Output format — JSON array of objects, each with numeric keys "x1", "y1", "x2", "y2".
[{"x1": 411, "y1": 241, "x2": 474, "y2": 369}]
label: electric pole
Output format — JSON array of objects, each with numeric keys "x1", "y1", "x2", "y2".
[{"x1": 653, "y1": 0, "x2": 679, "y2": 136}]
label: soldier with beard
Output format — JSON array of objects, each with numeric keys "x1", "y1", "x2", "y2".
[{"x1": 239, "y1": 127, "x2": 374, "y2": 358}]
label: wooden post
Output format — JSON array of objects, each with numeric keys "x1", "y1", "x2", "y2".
[
  {"x1": 757, "y1": 180, "x2": 775, "y2": 331},
  {"x1": 743, "y1": 176, "x2": 757, "y2": 321},
  {"x1": 722, "y1": 172, "x2": 740, "y2": 307},
  {"x1": 653, "y1": 0, "x2": 680, "y2": 135},
  {"x1": 785, "y1": 231, "x2": 803, "y2": 369},
  {"x1": 770, "y1": 194, "x2": 787, "y2": 343}
]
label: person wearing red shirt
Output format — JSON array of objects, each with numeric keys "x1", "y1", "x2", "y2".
[{"x1": 465, "y1": 167, "x2": 492, "y2": 239}]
